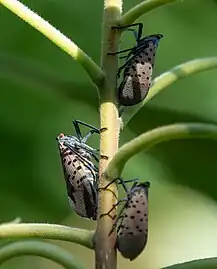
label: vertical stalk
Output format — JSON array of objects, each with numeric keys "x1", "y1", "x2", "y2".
[{"x1": 95, "y1": 0, "x2": 122, "y2": 269}]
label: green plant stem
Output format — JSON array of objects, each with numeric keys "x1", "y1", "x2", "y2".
[
  {"x1": 1, "y1": 217, "x2": 22, "y2": 224},
  {"x1": 0, "y1": 0, "x2": 105, "y2": 88},
  {"x1": 122, "y1": 57, "x2": 217, "y2": 126},
  {"x1": 106, "y1": 123, "x2": 217, "y2": 178},
  {"x1": 96, "y1": 0, "x2": 122, "y2": 268},
  {"x1": 0, "y1": 223, "x2": 94, "y2": 249},
  {"x1": 0, "y1": 241, "x2": 84, "y2": 269},
  {"x1": 122, "y1": 0, "x2": 178, "y2": 25}
]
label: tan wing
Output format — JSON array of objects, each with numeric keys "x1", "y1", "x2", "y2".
[
  {"x1": 119, "y1": 40, "x2": 157, "y2": 106},
  {"x1": 117, "y1": 185, "x2": 149, "y2": 260},
  {"x1": 57, "y1": 139, "x2": 97, "y2": 219}
]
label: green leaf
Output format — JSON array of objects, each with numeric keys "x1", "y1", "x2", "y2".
[{"x1": 164, "y1": 258, "x2": 217, "y2": 269}]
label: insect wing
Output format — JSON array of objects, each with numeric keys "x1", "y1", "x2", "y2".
[
  {"x1": 118, "y1": 60, "x2": 152, "y2": 106},
  {"x1": 64, "y1": 139, "x2": 99, "y2": 172},
  {"x1": 118, "y1": 35, "x2": 162, "y2": 106},
  {"x1": 57, "y1": 135, "x2": 98, "y2": 220},
  {"x1": 117, "y1": 182, "x2": 149, "y2": 260}
]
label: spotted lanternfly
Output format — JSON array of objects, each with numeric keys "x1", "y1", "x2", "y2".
[
  {"x1": 108, "y1": 23, "x2": 163, "y2": 106},
  {"x1": 100, "y1": 178, "x2": 150, "y2": 260},
  {"x1": 56, "y1": 120, "x2": 100, "y2": 220},
  {"x1": 116, "y1": 181, "x2": 150, "y2": 260}
]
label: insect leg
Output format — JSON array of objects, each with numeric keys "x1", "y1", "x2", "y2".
[
  {"x1": 109, "y1": 208, "x2": 125, "y2": 235},
  {"x1": 108, "y1": 24, "x2": 143, "y2": 57},
  {"x1": 121, "y1": 178, "x2": 139, "y2": 184},
  {"x1": 97, "y1": 178, "x2": 120, "y2": 193},
  {"x1": 98, "y1": 177, "x2": 138, "y2": 196},
  {"x1": 97, "y1": 177, "x2": 121, "y2": 199},
  {"x1": 73, "y1": 119, "x2": 100, "y2": 134},
  {"x1": 100, "y1": 197, "x2": 128, "y2": 219},
  {"x1": 84, "y1": 124, "x2": 108, "y2": 142},
  {"x1": 72, "y1": 120, "x2": 83, "y2": 141},
  {"x1": 89, "y1": 127, "x2": 108, "y2": 161},
  {"x1": 97, "y1": 177, "x2": 132, "y2": 192},
  {"x1": 119, "y1": 55, "x2": 130, "y2": 59},
  {"x1": 116, "y1": 44, "x2": 147, "y2": 78},
  {"x1": 73, "y1": 143, "x2": 100, "y2": 164},
  {"x1": 99, "y1": 198, "x2": 129, "y2": 235},
  {"x1": 82, "y1": 126, "x2": 107, "y2": 145},
  {"x1": 90, "y1": 152, "x2": 99, "y2": 163},
  {"x1": 100, "y1": 127, "x2": 108, "y2": 133},
  {"x1": 119, "y1": 178, "x2": 139, "y2": 194},
  {"x1": 73, "y1": 119, "x2": 100, "y2": 143},
  {"x1": 126, "y1": 23, "x2": 143, "y2": 43},
  {"x1": 108, "y1": 47, "x2": 136, "y2": 56},
  {"x1": 73, "y1": 120, "x2": 102, "y2": 162},
  {"x1": 117, "y1": 178, "x2": 131, "y2": 195},
  {"x1": 112, "y1": 23, "x2": 143, "y2": 42},
  {"x1": 117, "y1": 58, "x2": 133, "y2": 77},
  {"x1": 109, "y1": 195, "x2": 132, "y2": 235},
  {"x1": 111, "y1": 23, "x2": 143, "y2": 33},
  {"x1": 82, "y1": 129, "x2": 99, "y2": 143}
]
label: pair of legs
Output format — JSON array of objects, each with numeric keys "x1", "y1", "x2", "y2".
[
  {"x1": 108, "y1": 23, "x2": 144, "y2": 56},
  {"x1": 108, "y1": 23, "x2": 144, "y2": 77},
  {"x1": 98, "y1": 178, "x2": 139, "y2": 234},
  {"x1": 72, "y1": 120, "x2": 108, "y2": 162}
]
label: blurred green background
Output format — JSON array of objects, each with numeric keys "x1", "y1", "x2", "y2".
[{"x1": 1, "y1": 0, "x2": 217, "y2": 268}]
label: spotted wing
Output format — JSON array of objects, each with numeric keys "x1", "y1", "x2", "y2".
[
  {"x1": 117, "y1": 183, "x2": 149, "y2": 260},
  {"x1": 57, "y1": 139, "x2": 97, "y2": 220},
  {"x1": 118, "y1": 40, "x2": 157, "y2": 106}
]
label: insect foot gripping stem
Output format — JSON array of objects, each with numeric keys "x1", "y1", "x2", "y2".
[
  {"x1": 110, "y1": 23, "x2": 163, "y2": 107},
  {"x1": 56, "y1": 120, "x2": 101, "y2": 220},
  {"x1": 103, "y1": 178, "x2": 150, "y2": 260}
]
